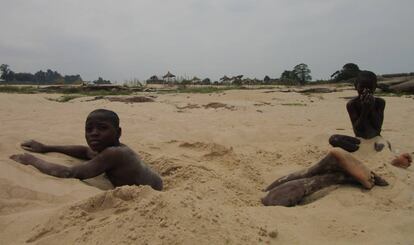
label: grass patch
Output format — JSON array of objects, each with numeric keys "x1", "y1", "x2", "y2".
[
  {"x1": 158, "y1": 86, "x2": 240, "y2": 94},
  {"x1": 0, "y1": 86, "x2": 38, "y2": 93},
  {"x1": 281, "y1": 103, "x2": 307, "y2": 106},
  {"x1": 376, "y1": 91, "x2": 413, "y2": 97},
  {"x1": 1, "y1": 85, "x2": 138, "y2": 103},
  {"x1": 46, "y1": 87, "x2": 133, "y2": 96},
  {"x1": 46, "y1": 95, "x2": 84, "y2": 102},
  {"x1": 157, "y1": 85, "x2": 281, "y2": 94},
  {"x1": 0, "y1": 85, "x2": 134, "y2": 96}
]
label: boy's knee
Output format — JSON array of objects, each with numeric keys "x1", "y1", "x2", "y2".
[
  {"x1": 329, "y1": 148, "x2": 347, "y2": 158},
  {"x1": 329, "y1": 134, "x2": 359, "y2": 152},
  {"x1": 329, "y1": 135, "x2": 340, "y2": 146},
  {"x1": 152, "y1": 176, "x2": 163, "y2": 191}
]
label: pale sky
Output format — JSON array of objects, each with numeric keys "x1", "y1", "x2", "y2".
[{"x1": 1, "y1": 0, "x2": 413, "y2": 82}]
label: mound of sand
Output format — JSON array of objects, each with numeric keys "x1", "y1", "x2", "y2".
[{"x1": 0, "y1": 87, "x2": 413, "y2": 244}]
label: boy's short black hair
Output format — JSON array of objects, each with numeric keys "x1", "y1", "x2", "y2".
[
  {"x1": 354, "y1": 70, "x2": 377, "y2": 89},
  {"x1": 87, "y1": 109, "x2": 120, "y2": 128}
]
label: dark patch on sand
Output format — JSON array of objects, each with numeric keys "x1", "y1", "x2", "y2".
[
  {"x1": 107, "y1": 96, "x2": 155, "y2": 103},
  {"x1": 87, "y1": 96, "x2": 155, "y2": 103},
  {"x1": 298, "y1": 88, "x2": 337, "y2": 93},
  {"x1": 203, "y1": 102, "x2": 235, "y2": 110},
  {"x1": 176, "y1": 104, "x2": 201, "y2": 110}
]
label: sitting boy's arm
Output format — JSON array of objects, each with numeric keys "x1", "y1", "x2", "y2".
[
  {"x1": 368, "y1": 98, "x2": 385, "y2": 133},
  {"x1": 347, "y1": 100, "x2": 368, "y2": 135},
  {"x1": 10, "y1": 149, "x2": 117, "y2": 179},
  {"x1": 21, "y1": 140, "x2": 96, "y2": 160}
]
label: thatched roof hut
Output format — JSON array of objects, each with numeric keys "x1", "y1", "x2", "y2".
[
  {"x1": 163, "y1": 71, "x2": 175, "y2": 79},
  {"x1": 192, "y1": 76, "x2": 201, "y2": 82},
  {"x1": 149, "y1": 75, "x2": 159, "y2": 81}
]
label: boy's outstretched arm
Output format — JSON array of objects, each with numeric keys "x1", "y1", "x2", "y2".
[
  {"x1": 10, "y1": 148, "x2": 118, "y2": 179},
  {"x1": 21, "y1": 140, "x2": 96, "y2": 160}
]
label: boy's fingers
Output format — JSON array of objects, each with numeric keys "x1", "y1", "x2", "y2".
[
  {"x1": 10, "y1": 154, "x2": 22, "y2": 162},
  {"x1": 21, "y1": 145, "x2": 34, "y2": 151},
  {"x1": 372, "y1": 172, "x2": 388, "y2": 186},
  {"x1": 21, "y1": 141, "x2": 32, "y2": 148},
  {"x1": 405, "y1": 154, "x2": 412, "y2": 163}
]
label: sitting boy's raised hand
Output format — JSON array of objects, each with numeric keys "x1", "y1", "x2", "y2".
[{"x1": 21, "y1": 140, "x2": 48, "y2": 153}]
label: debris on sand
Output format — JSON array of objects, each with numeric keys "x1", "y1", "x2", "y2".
[
  {"x1": 298, "y1": 88, "x2": 337, "y2": 93},
  {"x1": 87, "y1": 96, "x2": 155, "y2": 103},
  {"x1": 107, "y1": 96, "x2": 155, "y2": 103},
  {"x1": 176, "y1": 104, "x2": 201, "y2": 110},
  {"x1": 203, "y1": 102, "x2": 235, "y2": 110}
]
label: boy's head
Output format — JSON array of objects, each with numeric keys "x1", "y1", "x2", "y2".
[
  {"x1": 85, "y1": 109, "x2": 121, "y2": 152},
  {"x1": 354, "y1": 70, "x2": 377, "y2": 95}
]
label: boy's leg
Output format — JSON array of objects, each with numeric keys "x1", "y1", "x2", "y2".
[
  {"x1": 262, "y1": 173, "x2": 348, "y2": 207},
  {"x1": 329, "y1": 149, "x2": 375, "y2": 189},
  {"x1": 264, "y1": 152, "x2": 340, "y2": 191},
  {"x1": 264, "y1": 149, "x2": 385, "y2": 191}
]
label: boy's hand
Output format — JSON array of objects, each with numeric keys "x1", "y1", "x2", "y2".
[
  {"x1": 362, "y1": 93, "x2": 374, "y2": 108},
  {"x1": 21, "y1": 140, "x2": 48, "y2": 153},
  {"x1": 10, "y1": 153, "x2": 39, "y2": 165}
]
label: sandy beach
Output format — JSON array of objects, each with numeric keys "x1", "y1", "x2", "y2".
[{"x1": 1, "y1": 85, "x2": 413, "y2": 244}]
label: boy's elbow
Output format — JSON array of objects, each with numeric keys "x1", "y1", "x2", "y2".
[
  {"x1": 50, "y1": 168, "x2": 74, "y2": 178},
  {"x1": 152, "y1": 177, "x2": 163, "y2": 191},
  {"x1": 64, "y1": 167, "x2": 87, "y2": 180}
]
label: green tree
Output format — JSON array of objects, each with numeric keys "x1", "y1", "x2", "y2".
[
  {"x1": 0, "y1": 64, "x2": 9, "y2": 79},
  {"x1": 0, "y1": 64, "x2": 15, "y2": 82},
  {"x1": 64, "y1": 75, "x2": 83, "y2": 84},
  {"x1": 93, "y1": 77, "x2": 111, "y2": 84},
  {"x1": 34, "y1": 70, "x2": 46, "y2": 84},
  {"x1": 293, "y1": 63, "x2": 312, "y2": 85},
  {"x1": 331, "y1": 63, "x2": 360, "y2": 82},
  {"x1": 263, "y1": 75, "x2": 270, "y2": 84},
  {"x1": 201, "y1": 78, "x2": 211, "y2": 85},
  {"x1": 280, "y1": 70, "x2": 297, "y2": 80}
]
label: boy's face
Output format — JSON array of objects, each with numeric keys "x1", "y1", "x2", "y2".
[{"x1": 85, "y1": 114, "x2": 121, "y2": 152}]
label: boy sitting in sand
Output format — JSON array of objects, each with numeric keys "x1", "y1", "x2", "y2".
[
  {"x1": 10, "y1": 109, "x2": 163, "y2": 191},
  {"x1": 329, "y1": 71, "x2": 386, "y2": 152},
  {"x1": 262, "y1": 149, "x2": 390, "y2": 207}
]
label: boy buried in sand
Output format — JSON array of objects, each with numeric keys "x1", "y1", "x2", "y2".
[
  {"x1": 10, "y1": 109, "x2": 163, "y2": 191},
  {"x1": 329, "y1": 71, "x2": 385, "y2": 152},
  {"x1": 262, "y1": 149, "x2": 390, "y2": 207}
]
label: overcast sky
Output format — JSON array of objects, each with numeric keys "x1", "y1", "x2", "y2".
[{"x1": 1, "y1": 0, "x2": 413, "y2": 82}]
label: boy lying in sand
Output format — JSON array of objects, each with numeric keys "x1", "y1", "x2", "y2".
[
  {"x1": 262, "y1": 149, "x2": 390, "y2": 207},
  {"x1": 10, "y1": 109, "x2": 163, "y2": 191},
  {"x1": 329, "y1": 71, "x2": 386, "y2": 152}
]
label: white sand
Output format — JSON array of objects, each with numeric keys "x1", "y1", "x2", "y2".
[{"x1": 0, "y1": 86, "x2": 413, "y2": 244}]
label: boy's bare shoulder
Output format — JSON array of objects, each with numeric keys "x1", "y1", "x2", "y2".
[
  {"x1": 346, "y1": 97, "x2": 359, "y2": 109},
  {"x1": 375, "y1": 97, "x2": 386, "y2": 106},
  {"x1": 96, "y1": 145, "x2": 136, "y2": 159}
]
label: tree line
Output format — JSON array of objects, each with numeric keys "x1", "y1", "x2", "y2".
[
  {"x1": 3, "y1": 62, "x2": 387, "y2": 86},
  {"x1": 0, "y1": 64, "x2": 84, "y2": 84},
  {"x1": 146, "y1": 63, "x2": 314, "y2": 86}
]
